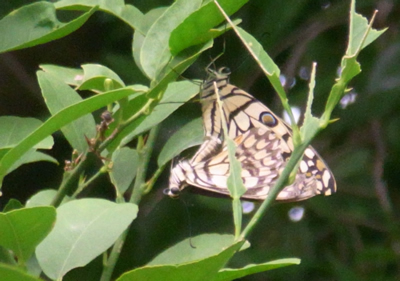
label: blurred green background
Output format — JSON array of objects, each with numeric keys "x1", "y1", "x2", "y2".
[{"x1": 1, "y1": 0, "x2": 400, "y2": 280}]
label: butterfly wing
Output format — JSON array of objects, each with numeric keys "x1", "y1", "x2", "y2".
[
  {"x1": 181, "y1": 127, "x2": 330, "y2": 201},
  {"x1": 196, "y1": 68, "x2": 336, "y2": 197},
  {"x1": 167, "y1": 67, "x2": 336, "y2": 200}
]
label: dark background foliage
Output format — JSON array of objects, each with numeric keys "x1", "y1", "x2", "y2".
[{"x1": 1, "y1": 0, "x2": 399, "y2": 280}]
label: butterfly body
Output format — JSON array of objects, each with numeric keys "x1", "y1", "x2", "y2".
[{"x1": 167, "y1": 67, "x2": 336, "y2": 202}]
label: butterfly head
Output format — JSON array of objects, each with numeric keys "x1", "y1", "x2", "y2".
[
  {"x1": 163, "y1": 186, "x2": 180, "y2": 198},
  {"x1": 165, "y1": 161, "x2": 190, "y2": 199},
  {"x1": 205, "y1": 66, "x2": 231, "y2": 82},
  {"x1": 201, "y1": 67, "x2": 232, "y2": 100}
]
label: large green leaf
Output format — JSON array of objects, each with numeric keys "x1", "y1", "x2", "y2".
[
  {"x1": 120, "y1": 80, "x2": 199, "y2": 147},
  {"x1": 117, "y1": 234, "x2": 243, "y2": 281},
  {"x1": 0, "y1": 207, "x2": 56, "y2": 265},
  {"x1": 0, "y1": 117, "x2": 53, "y2": 150},
  {"x1": 6, "y1": 149, "x2": 58, "y2": 175},
  {"x1": 149, "y1": 234, "x2": 235, "y2": 265},
  {"x1": 78, "y1": 64, "x2": 126, "y2": 91},
  {"x1": 109, "y1": 147, "x2": 139, "y2": 195},
  {"x1": 157, "y1": 117, "x2": 203, "y2": 167},
  {"x1": 40, "y1": 64, "x2": 84, "y2": 86},
  {"x1": 0, "y1": 263, "x2": 42, "y2": 281},
  {"x1": 169, "y1": 0, "x2": 248, "y2": 55},
  {"x1": 132, "y1": 8, "x2": 167, "y2": 74},
  {"x1": 140, "y1": 0, "x2": 202, "y2": 80},
  {"x1": 0, "y1": 2, "x2": 97, "y2": 53},
  {"x1": 55, "y1": 0, "x2": 144, "y2": 32},
  {"x1": 36, "y1": 199, "x2": 138, "y2": 280},
  {"x1": 0, "y1": 117, "x2": 57, "y2": 173},
  {"x1": 0, "y1": 85, "x2": 145, "y2": 187},
  {"x1": 38, "y1": 71, "x2": 97, "y2": 153},
  {"x1": 26, "y1": 190, "x2": 71, "y2": 208},
  {"x1": 146, "y1": 39, "x2": 212, "y2": 100}
]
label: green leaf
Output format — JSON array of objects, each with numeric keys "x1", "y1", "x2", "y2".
[
  {"x1": 0, "y1": 117, "x2": 53, "y2": 150},
  {"x1": 55, "y1": 0, "x2": 144, "y2": 33},
  {"x1": 170, "y1": 0, "x2": 248, "y2": 55},
  {"x1": 26, "y1": 190, "x2": 71, "y2": 208},
  {"x1": 322, "y1": 0, "x2": 386, "y2": 124},
  {"x1": 0, "y1": 86, "x2": 145, "y2": 187},
  {"x1": 8, "y1": 150, "x2": 58, "y2": 175},
  {"x1": 78, "y1": 64, "x2": 126, "y2": 91},
  {"x1": 347, "y1": 0, "x2": 387, "y2": 56},
  {"x1": 118, "y1": 234, "x2": 244, "y2": 281},
  {"x1": 38, "y1": 71, "x2": 97, "y2": 152},
  {"x1": 147, "y1": 39, "x2": 212, "y2": 98},
  {"x1": 0, "y1": 116, "x2": 57, "y2": 174},
  {"x1": 0, "y1": 207, "x2": 56, "y2": 264},
  {"x1": 40, "y1": 64, "x2": 84, "y2": 86},
  {"x1": 140, "y1": 0, "x2": 202, "y2": 80},
  {"x1": 230, "y1": 26, "x2": 280, "y2": 80},
  {"x1": 132, "y1": 8, "x2": 168, "y2": 75},
  {"x1": 158, "y1": 117, "x2": 204, "y2": 167},
  {"x1": 0, "y1": 2, "x2": 97, "y2": 53},
  {"x1": 119, "y1": 80, "x2": 200, "y2": 148},
  {"x1": 214, "y1": 258, "x2": 301, "y2": 281},
  {"x1": 109, "y1": 147, "x2": 139, "y2": 195},
  {"x1": 0, "y1": 263, "x2": 42, "y2": 281},
  {"x1": 3, "y1": 199, "x2": 24, "y2": 212},
  {"x1": 36, "y1": 199, "x2": 138, "y2": 280},
  {"x1": 149, "y1": 234, "x2": 235, "y2": 265}
]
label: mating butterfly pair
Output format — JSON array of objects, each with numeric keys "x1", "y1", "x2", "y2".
[{"x1": 165, "y1": 67, "x2": 336, "y2": 202}]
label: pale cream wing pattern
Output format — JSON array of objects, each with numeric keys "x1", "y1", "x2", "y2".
[
  {"x1": 166, "y1": 67, "x2": 336, "y2": 200},
  {"x1": 169, "y1": 126, "x2": 332, "y2": 201}
]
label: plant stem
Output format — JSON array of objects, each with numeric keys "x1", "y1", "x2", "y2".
[
  {"x1": 142, "y1": 164, "x2": 166, "y2": 195},
  {"x1": 98, "y1": 98, "x2": 154, "y2": 153},
  {"x1": 71, "y1": 166, "x2": 106, "y2": 199},
  {"x1": 99, "y1": 125, "x2": 160, "y2": 281},
  {"x1": 50, "y1": 152, "x2": 88, "y2": 207}
]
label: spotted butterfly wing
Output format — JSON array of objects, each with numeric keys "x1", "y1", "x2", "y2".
[{"x1": 167, "y1": 67, "x2": 336, "y2": 201}]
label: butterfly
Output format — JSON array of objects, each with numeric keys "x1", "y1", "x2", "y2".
[{"x1": 166, "y1": 67, "x2": 336, "y2": 201}]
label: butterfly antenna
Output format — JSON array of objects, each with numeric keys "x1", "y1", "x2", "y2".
[
  {"x1": 181, "y1": 198, "x2": 196, "y2": 248},
  {"x1": 205, "y1": 28, "x2": 228, "y2": 73}
]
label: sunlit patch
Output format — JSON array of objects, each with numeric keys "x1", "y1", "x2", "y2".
[
  {"x1": 340, "y1": 91, "x2": 357, "y2": 109},
  {"x1": 279, "y1": 74, "x2": 286, "y2": 87},
  {"x1": 282, "y1": 106, "x2": 301, "y2": 125},
  {"x1": 288, "y1": 206, "x2": 305, "y2": 222},
  {"x1": 321, "y1": 1, "x2": 331, "y2": 9},
  {"x1": 298, "y1": 66, "x2": 310, "y2": 80},
  {"x1": 242, "y1": 201, "x2": 255, "y2": 214},
  {"x1": 74, "y1": 74, "x2": 84, "y2": 81}
]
